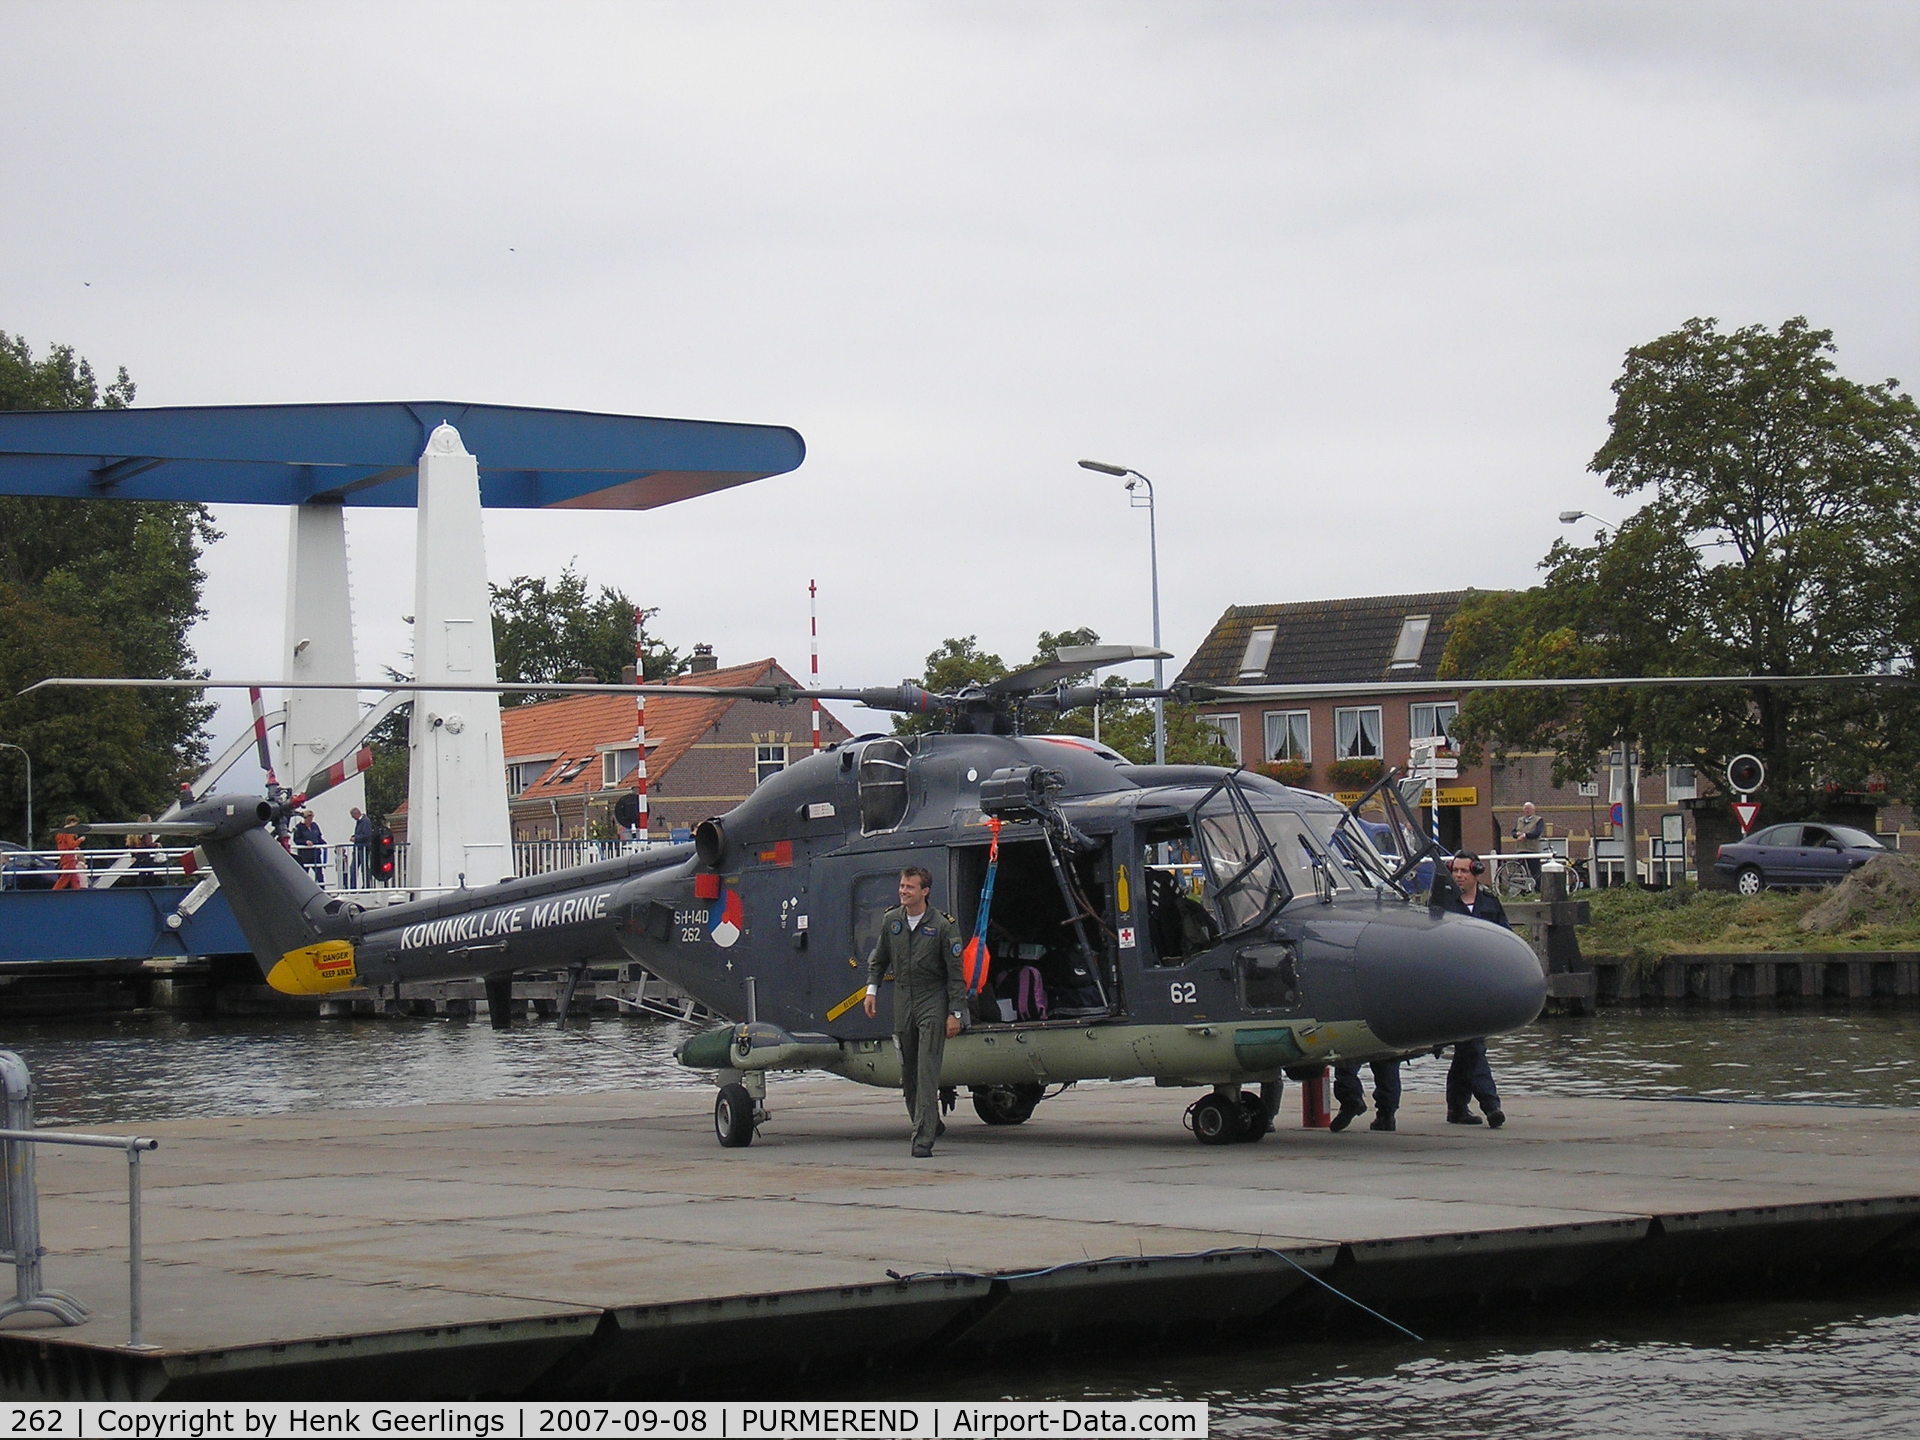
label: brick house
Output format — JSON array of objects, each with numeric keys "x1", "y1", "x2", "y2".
[
  {"x1": 1175, "y1": 590, "x2": 1873, "y2": 883},
  {"x1": 1178, "y1": 592, "x2": 1489, "y2": 851},
  {"x1": 497, "y1": 654, "x2": 853, "y2": 843}
]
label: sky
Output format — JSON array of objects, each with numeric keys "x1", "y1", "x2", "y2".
[{"x1": 5, "y1": 1, "x2": 1917, "y2": 757}]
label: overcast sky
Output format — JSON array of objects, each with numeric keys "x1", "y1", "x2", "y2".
[{"x1": 6, "y1": 2, "x2": 1917, "y2": 754}]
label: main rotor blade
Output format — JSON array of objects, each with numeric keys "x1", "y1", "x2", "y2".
[
  {"x1": 987, "y1": 645, "x2": 1173, "y2": 696},
  {"x1": 25, "y1": 676, "x2": 804, "y2": 700},
  {"x1": 1197, "y1": 673, "x2": 1918, "y2": 701}
]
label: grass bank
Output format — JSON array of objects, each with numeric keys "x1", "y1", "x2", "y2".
[{"x1": 1581, "y1": 853, "x2": 1920, "y2": 971}]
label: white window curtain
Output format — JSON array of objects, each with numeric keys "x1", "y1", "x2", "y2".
[{"x1": 1335, "y1": 707, "x2": 1381, "y2": 758}]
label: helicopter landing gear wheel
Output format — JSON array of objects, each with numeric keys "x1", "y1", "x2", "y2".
[
  {"x1": 715, "y1": 1082, "x2": 757, "y2": 1148},
  {"x1": 1187, "y1": 1092, "x2": 1244, "y2": 1146},
  {"x1": 1236, "y1": 1091, "x2": 1273, "y2": 1142},
  {"x1": 972, "y1": 1083, "x2": 1043, "y2": 1126}
]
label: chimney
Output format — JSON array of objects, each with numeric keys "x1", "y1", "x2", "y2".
[
  {"x1": 689, "y1": 644, "x2": 717, "y2": 674},
  {"x1": 621, "y1": 664, "x2": 637, "y2": 685}
]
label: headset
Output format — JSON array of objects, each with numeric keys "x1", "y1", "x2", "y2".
[{"x1": 1450, "y1": 851, "x2": 1485, "y2": 877}]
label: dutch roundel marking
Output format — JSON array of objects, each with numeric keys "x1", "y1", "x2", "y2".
[{"x1": 708, "y1": 889, "x2": 744, "y2": 948}]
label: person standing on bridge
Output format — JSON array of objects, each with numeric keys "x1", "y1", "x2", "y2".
[
  {"x1": 863, "y1": 866, "x2": 967, "y2": 1158},
  {"x1": 53, "y1": 816, "x2": 85, "y2": 890}
]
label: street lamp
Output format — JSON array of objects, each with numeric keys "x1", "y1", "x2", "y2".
[
  {"x1": 1559, "y1": 509, "x2": 1616, "y2": 536},
  {"x1": 0, "y1": 742, "x2": 32, "y2": 847},
  {"x1": 1078, "y1": 458, "x2": 1165, "y2": 765}
]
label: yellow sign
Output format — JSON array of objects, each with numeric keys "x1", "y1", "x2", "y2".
[
  {"x1": 266, "y1": 939, "x2": 360, "y2": 996},
  {"x1": 1334, "y1": 787, "x2": 1478, "y2": 807}
]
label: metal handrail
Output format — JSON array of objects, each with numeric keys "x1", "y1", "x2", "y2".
[{"x1": 0, "y1": 1128, "x2": 160, "y2": 1348}]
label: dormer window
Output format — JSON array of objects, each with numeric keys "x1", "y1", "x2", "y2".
[
  {"x1": 1238, "y1": 625, "x2": 1277, "y2": 679},
  {"x1": 1389, "y1": 615, "x2": 1431, "y2": 669}
]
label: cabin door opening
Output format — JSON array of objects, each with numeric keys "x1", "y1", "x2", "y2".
[{"x1": 951, "y1": 837, "x2": 1114, "y2": 1024}]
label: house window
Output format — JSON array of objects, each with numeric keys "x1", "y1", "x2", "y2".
[
  {"x1": 1334, "y1": 706, "x2": 1382, "y2": 759},
  {"x1": 551, "y1": 758, "x2": 591, "y2": 786},
  {"x1": 1237, "y1": 626, "x2": 1277, "y2": 679},
  {"x1": 1200, "y1": 714, "x2": 1243, "y2": 763},
  {"x1": 506, "y1": 761, "x2": 540, "y2": 796},
  {"x1": 756, "y1": 744, "x2": 789, "y2": 785},
  {"x1": 1264, "y1": 710, "x2": 1310, "y2": 762},
  {"x1": 602, "y1": 748, "x2": 638, "y2": 787},
  {"x1": 1390, "y1": 615, "x2": 1431, "y2": 669},
  {"x1": 1667, "y1": 764, "x2": 1698, "y2": 802},
  {"x1": 1409, "y1": 702, "x2": 1457, "y2": 744}
]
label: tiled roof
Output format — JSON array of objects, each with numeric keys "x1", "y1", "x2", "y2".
[
  {"x1": 501, "y1": 658, "x2": 806, "y2": 802},
  {"x1": 1176, "y1": 591, "x2": 1482, "y2": 688}
]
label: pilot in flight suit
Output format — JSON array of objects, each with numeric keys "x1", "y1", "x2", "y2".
[{"x1": 863, "y1": 866, "x2": 968, "y2": 1157}]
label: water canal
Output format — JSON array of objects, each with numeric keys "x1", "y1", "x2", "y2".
[{"x1": 8, "y1": 1007, "x2": 1919, "y2": 1434}]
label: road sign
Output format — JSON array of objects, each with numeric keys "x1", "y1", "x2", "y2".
[
  {"x1": 1727, "y1": 754, "x2": 1765, "y2": 793},
  {"x1": 1610, "y1": 802, "x2": 1624, "y2": 827},
  {"x1": 1411, "y1": 763, "x2": 1459, "y2": 779},
  {"x1": 1732, "y1": 801, "x2": 1761, "y2": 834}
]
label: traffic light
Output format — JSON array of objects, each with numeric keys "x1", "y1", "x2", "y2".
[
  {"x1": 1726, "y1": 754, "x2": 1765, "y2": 794},
  {"x1": 374, "y1": 829, "x2": 396, "y2": 881}
]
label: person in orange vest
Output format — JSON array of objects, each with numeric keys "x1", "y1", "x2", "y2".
[{"x1": 53, "y1": 815, "x2": 86, "y2": 890}]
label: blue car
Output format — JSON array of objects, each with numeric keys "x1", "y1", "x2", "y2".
[
  {"x1": 0, "y1": 841, "x2": 56, "y2": 891},
  {"x1": 1713, "y1": 822, "x2": 1889, "y2": 895},
  {"x1": 1360, "y1": 820, "x2": 1436, "y2": 896}
]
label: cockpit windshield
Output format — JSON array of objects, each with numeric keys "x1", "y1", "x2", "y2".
[
  {"x1": 1276, "y1": 808, "x2": 1377, "y2": 893},
  {"x1": 1193, "y1": 787, "x2": 1286, "y2": 932}
]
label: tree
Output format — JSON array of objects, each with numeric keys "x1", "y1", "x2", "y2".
[
  {"x1": 362, "y1": 570, "x2": 693, "y2": 816},
  {"x1": 1446, "y1": 317, "x2": 1920, "y2": 814},
  {"x1": 490, "y1": 565, "x2": 687, "y2": 703},
  {"x1": 0, "y1": 332, "x2": 217, "y2": 843}
]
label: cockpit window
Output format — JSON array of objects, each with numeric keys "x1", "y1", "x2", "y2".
[
  {"x1": 1270, "y1": 810, "x2": 1372, "y2": 894},
  {"x1": 857, "y1": 739, "x2": 911, "y2": 834},
  {"x1": 1192, "y1": 782, "x2": 1289, "y2": 933}
]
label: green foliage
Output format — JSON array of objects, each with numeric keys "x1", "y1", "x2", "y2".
[
  {"x1": 1446, "y1": 317, "x2": 1920, "y2": 811},
  {"x1": 361, "y1": 705, "x2": 410, "y2": 824},
  {"x1": 1326, "y1": 756, "x2": 1386, "y2": 789},
  {"x1": 490, "y1": 566, "x2": 687, "y2": 703},
  {"x1": 366, "y1": 571, "x2": 691, "y2": 816},
  {"x1": 0, "y1": 332, "x2": 216, "y2": 843}
]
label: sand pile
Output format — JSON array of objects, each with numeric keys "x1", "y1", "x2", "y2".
[{"x1": 1798, "y1": 851, "x2": 1920, "y2": 933}]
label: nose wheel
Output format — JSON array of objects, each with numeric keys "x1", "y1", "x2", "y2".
[{"x1": 1187, "y1": 1082, "x2": 1280, "y2": 1145}]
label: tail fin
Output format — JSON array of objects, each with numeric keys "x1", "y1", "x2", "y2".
[{"x1": 174, "y1": 794, "x2": 359, "y2": 994}]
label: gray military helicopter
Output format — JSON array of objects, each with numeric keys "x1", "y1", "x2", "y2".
[{"x1": 39, "y1": 646, "x2": 1547, "y2": 1148}]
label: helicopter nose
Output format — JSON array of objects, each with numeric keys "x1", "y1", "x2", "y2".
[{"x1": 1355, "y1": 910, "x2": 1546, "y2": 1049}]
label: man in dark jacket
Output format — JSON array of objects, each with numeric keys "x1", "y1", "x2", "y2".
[
  {"x1": 1433, "y1": 851, "x2": 1508, "y2": 1129},
  {"x1": 863, "y1": 866, "x2": 967, "y2": 1157}
]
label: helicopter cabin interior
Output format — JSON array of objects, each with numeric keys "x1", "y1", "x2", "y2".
[{"x1": 948, "y1": 838, "x2": 1115, "y2": 1023}]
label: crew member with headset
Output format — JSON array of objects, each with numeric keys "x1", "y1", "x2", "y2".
[
  {"x1": 863, "y1": 866, "x2": 968, "y2": 1158},
  {"x1": 1433, "y1": 850, "x2": 1508, "y2": 1129}
]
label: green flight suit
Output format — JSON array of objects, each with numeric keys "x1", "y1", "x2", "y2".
[{"x1": 867, "y1": 903, "x2": 968, "y2": 1152}]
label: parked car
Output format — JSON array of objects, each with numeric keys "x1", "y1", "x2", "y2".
[
  {"x1": 1359, "y1": 819, "x2": 1436, "y2": 896},
  {"x1": 1712, "y1": 823, "x2": 1889, "y2": 895},
  {"x1": 0, "y1": 840, "x2": 57, "y2": 891}
]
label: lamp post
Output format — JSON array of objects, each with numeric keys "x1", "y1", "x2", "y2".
[
  {"x1": 1558, "y1": 509, "x2": 1617, "y2": 537},
  {"x1": 0, "y1": 742, "x2": 31, "y2": 847},
  {"x1": 1078, "y1": 459, "x2": 1164, "y2": 765}
]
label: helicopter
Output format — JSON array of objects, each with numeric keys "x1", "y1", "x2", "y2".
[{"x1": 39, "y1": 646, "x2": 1549, "y2": 1149}]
